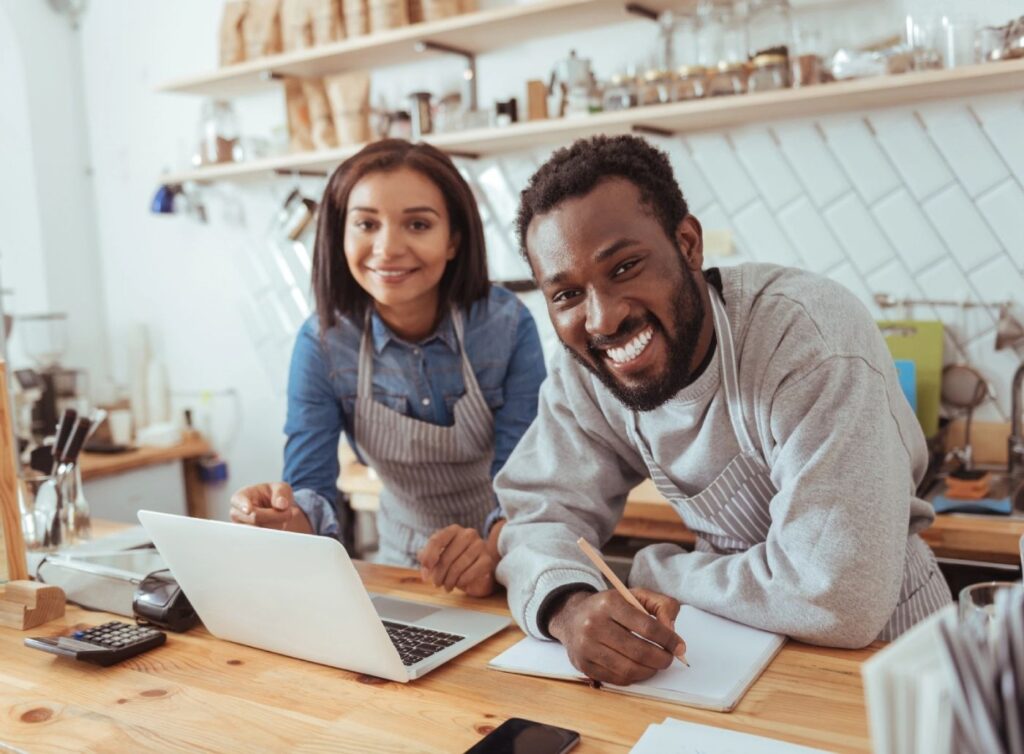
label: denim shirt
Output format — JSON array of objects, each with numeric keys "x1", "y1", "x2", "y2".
[{"x1": 283, "y1": 285, "x2": 546, "y2": 538}]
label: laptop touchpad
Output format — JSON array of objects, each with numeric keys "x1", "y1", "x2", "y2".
[{"x1": 371, "y1": 596, "x2": 440, "y2": 624}]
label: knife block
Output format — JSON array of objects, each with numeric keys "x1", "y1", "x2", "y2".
[{"x1": 0, "y1": 581, "x2": 66, "y2": 630}]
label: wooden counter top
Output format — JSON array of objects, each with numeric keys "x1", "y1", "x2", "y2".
[
  {"x1": 0, "y1": 557, "x2": 876, "y2": 752},
  {"x1": 340, "y1": 463, "x2": 1024, "y2": 566},
  {"x1": 79, "y1": 436, "x2": 211, "y2": 482}
]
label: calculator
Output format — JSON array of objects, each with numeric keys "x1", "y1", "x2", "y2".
[{"x1": 25, "y1": 621, "x2": 167, "y2": 666}]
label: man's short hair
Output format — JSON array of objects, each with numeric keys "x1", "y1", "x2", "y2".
[{"x1": 515, "y1": 134, "x2": 690, "y2": 260}]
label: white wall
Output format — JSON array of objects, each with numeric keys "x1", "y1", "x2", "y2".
[
  {"x1": 0, "y1": 4, "x2": 50, "y2": 368},
  {"x1": 0, "y1": 2, "x2": 111, "y2": 384},
  {"x1": 7, "y1": 0, "x2": 1024, "y2": 521}
]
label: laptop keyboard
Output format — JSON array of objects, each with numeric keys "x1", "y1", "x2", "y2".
[{"x1": 382, "y1": 621, "x2": 464, "y2": 666}]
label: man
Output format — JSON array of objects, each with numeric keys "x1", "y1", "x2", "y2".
[{"x1": 495, "y1": 134, "x2": 951, "y2": 686}]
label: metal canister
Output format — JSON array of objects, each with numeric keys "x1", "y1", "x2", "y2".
[{"x1": 408, "y1": 92, "x2": 433, "y2": 140}]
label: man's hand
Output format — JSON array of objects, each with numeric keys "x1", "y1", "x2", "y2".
[
  {"x1": 417, "y1": 521, "x2": 503, "y2": 597},
  {"x1": 229, "y1": 482, "x2": 314, "y2": 534},
  {"x1": 547, "y1": 588, "x2": 686, "y2": 686}
]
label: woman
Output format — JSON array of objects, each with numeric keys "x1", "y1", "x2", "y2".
[{"x1": 230, "y1": 140, "x2": 545, "y2": 597}]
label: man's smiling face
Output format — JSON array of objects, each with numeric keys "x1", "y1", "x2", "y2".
[{"x1": 527, "y1": 178, "x2": 714, "y2": 411}]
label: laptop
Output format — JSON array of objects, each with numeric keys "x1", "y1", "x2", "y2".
[{"x1": 137, "y1": 510, "x2": 510, "y2": 682}]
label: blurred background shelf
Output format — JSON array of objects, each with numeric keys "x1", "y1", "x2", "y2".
[
  {"x1": 160, "y1": 57, "x2": 1024, "y2": 184},
  {"x1": 157, "y1": 0, "x2": 681, "y2": 98}
]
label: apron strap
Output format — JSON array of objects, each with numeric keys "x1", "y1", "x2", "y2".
[{"x1": 709, "y1": 288, "x2": 759, "y2": 459}]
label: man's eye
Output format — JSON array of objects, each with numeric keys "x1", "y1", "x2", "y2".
[
  {"x1": 552, "y1": 290, "x2": 580, "y2": 304},
  {"x1": 614, "y1": 260, "x2": 639, "y2": 276}
]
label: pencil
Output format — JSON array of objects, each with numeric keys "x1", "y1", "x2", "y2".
[{"x1": 576, "y1": 537, "x2": 689, "y2": 666}]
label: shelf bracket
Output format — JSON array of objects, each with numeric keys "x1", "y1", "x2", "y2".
[
  {"x1": 260, "y1": 71, "x2": 290, "y2": 83},
  {"x1": 273, "y1": 168, "x2": 330, "y2": 178},
  {"x1": 414, "y1": 40, "x2": 478, "y2": 112},
  {"x1": 631, "y1": 124, "x2": 676, "y2": 138},
  {"x1": 624, "y1": 3, "x2": 659, "y2": 21},
  {"x1": 443, "y1": 150, "x2": 481, "y2": 161}
]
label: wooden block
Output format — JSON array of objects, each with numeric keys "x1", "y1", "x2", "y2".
[
  {"x1": 0, "y1": 581, "x2": 65, "y2": 630},
  {"x1": 525, "y1": 79, "x2": 548, "y2": 121}
]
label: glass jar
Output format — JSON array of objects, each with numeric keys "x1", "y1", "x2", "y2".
[
  {"x1": 639, "y1": 69, "x2": 673, "y2": 106},
  {"x1": 673, "y1": 65, "x2": 708, "y2": 100},
  {"x1": 602, "y1": 74, "x2": 638, "y2": 111},
  {"x1": 698, "y1": 0, "x2": 747, "y2": 69},
  {"x1": 661, "y1": 10, "x2": 701, "y2": 72},
  {"x1": 707, "y1": 61, "x2": 748, "y2": 96},
  {"x1": 193, "y1": 100, "x2": 240, "y2": 166},
  {"x1": 747, "y1": 0, "x2": 794, "y2": 59},
  {"x1": 748, "y1": 53, "x2": 790, "y2": 91}
]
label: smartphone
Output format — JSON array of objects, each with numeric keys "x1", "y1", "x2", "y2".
[{"x1": 463, "y1": 717, "x2": 580, "y2": 754}]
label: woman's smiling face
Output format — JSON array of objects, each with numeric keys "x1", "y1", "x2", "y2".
[{"x1": 344, "y1": 167, "x2": 457, "y2": 328}]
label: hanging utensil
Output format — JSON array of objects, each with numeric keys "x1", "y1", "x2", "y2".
[{"x1": 940, "y1": 362, "x2": 992, "y2": 471}]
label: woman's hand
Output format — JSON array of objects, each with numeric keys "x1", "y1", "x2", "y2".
[
  {"x1": 417, "y1": 521, "x2": 504, "y2": 597},
  {"x1": 229, "y1": 482, "x2": 314, "y2": 534}
]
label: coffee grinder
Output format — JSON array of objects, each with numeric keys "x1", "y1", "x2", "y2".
[{"x1": 15, "y1": 313, "x2": 87, "y2": 442}]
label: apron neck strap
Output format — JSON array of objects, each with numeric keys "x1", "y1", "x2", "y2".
[{"x1": 709, "y1": 287, "x2": 758, "y2": 458}]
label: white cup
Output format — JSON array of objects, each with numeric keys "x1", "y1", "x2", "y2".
[{"x1": 109, "y1": 409, "x2": 134, "y2": 445}]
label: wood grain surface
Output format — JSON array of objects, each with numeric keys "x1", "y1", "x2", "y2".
[
  {"x1": 0, "y1": 560, "x2": 876, "y2": 753},
  {"x1": 1, "y1": 360, "x2": 29, "y2": 581}
]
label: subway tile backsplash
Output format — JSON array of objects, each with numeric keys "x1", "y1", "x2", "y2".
[{"x1": 476, "y1": 94, "x2": 1024, "y2": 422}]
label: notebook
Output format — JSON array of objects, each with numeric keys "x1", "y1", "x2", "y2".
[
  {"x1": 631, "y1": 717, "x2": 835, "y2": 753},
  {"x1": 488, "y1": 605, "x2": 785, "y2": 712}
]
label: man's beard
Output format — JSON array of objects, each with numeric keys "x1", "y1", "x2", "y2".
[{"x1": 565, "y1": 269, "x2": 706, "y2": 412}]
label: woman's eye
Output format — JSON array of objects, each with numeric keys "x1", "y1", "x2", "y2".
[
  {"x1": 353, "y1": 219, "x2": 376, "y2": 231},
  {"x1": 409, "y1": 219, "x2": 431, "y2": 231}
]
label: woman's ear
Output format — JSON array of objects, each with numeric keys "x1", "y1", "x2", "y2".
[
  {"x1": 447, "y1": 230, "x2": 461, "y2": 261},
  {"x1": 675, "y1": 215, "x2": 704, "y2": 271}
]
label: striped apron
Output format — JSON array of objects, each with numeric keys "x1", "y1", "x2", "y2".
[
  {"x1": 353, "y1": 308, "x2": 496, "y2": 567},
  {"x1": 632, "y1": 288, "x2": 950, "y2": 640}
]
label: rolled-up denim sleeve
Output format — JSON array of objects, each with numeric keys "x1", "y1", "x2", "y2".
[
  {"x1": 490, "y1": 304, "x2": 546, "y2": 479},
  {"x1": 485, "y1": 304, "x2": 546, "y2": 533},
  {"x1": 293, "y1": 488, "x2": 341, "y2": 538},
  {"x1": 283, "y1": 319, "x2": 346, "y2": 537}
]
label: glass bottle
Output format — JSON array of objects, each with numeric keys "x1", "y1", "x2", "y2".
[
  {"x1": 194, "y1": 100, "x2": 240, "y2": 166},
  {"x1": 602, "y1": 74, "x2": 638, "y2": 111},
  {"x1": 747, "y1": 0, "x2": 794, "y2": 59},
  {"x1": 697, "y1": 0, "x2": 747, "y2": 69}
]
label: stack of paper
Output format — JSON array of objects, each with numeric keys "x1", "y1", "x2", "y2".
[
  {"x1": 862, "y1": 589, "x2": 1024, "y2": 754},
  {"x1": 630, "y1": 718, "x2": 834, "y2": 753}
]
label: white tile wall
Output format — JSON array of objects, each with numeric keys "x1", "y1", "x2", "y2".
[
  {"x1": 819, "y1": 117, "x2": 901, "y2": 205},
  {"x1": 976, "y1": 179, "x2": 1024, "y2": 269},
  {"x1": 686, "y1": 133, "x2": 758, "y2": 213},
  {"x1": 776, "y1": 196, "x2": 845, "y2": 274},
  {"x1": 730, "y1": 128, "x2": 803, "y2": 211},
  {"x1": 923, "y1": 185, "x2": 1003, "y2": 272},
  {"x1": 868, "y1": 111, "x2": 954, "y2": 201},
  {"x1": 823, "y1": 193, "x2": 896, "y2": 274},
  {"x1": 733, "y1": 200, "x2": 800, "y2": 267},
  {"x1": 872, "y1": 189, "x2": 947, "y2": 274},
  {"x1": 473, "y1": 94, "x2": 1024, "y2": 418},
  {"x1": 918, "y1": 104, "x2": 1010, "y2": 198},
  {"x1": 773, "y1": 123, "x2": 850, "y2": 208}
]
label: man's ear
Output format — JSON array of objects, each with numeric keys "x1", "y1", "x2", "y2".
[{"x1": 675, "y1": 215, "x2": 704, "y2": 271}]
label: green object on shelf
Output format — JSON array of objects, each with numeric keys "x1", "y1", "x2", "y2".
[{"x1": 878, "y1": 320, "x2": 944, "y2": 439}]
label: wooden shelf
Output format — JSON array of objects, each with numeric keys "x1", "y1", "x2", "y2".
[
  {"x1": 160, "y1": 59, "x2": 1024, "y2": 184},
  {"x1": 158, "y1": 0, "x2": 679, "y2": 98}
]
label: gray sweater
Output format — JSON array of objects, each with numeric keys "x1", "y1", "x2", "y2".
[{"x1": 495, "y1": 263, "x2": 949, "y2": 648}]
